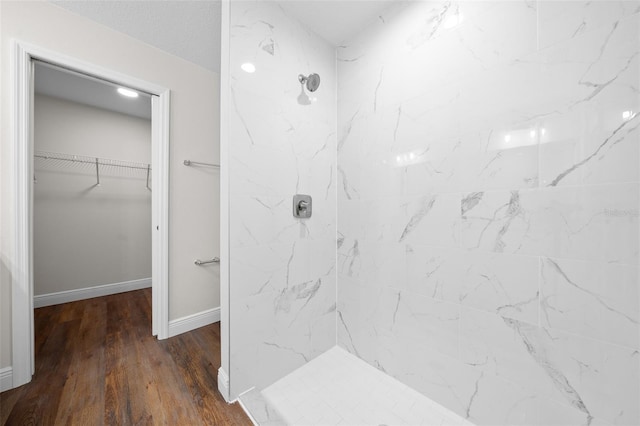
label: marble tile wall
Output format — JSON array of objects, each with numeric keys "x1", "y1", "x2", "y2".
[
  {"x1": 336, "y1": 1, "x2": 640, "y2": 425},
  {"x1": 228, "y1": 1, "x2": 337, "y2": 398}
]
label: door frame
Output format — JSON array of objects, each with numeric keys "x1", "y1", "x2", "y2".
[{"x1": 11, "y1": 40, "x2": 171, "y2": 388}]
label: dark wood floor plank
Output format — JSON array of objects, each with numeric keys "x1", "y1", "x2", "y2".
[
  {"x1": 1, "y1": 289, "x2": 251, "y2": 426},
  {"x1": 184, "y1": 324, "x2": 253, "y2": 425},
  {"x1": 165, "y1": 332, "x2": 242, "y2": 425},
  {"x1": 33, "y1": 303, "x2": 63, "y2": 357},
  {"x1": 135, "y1": 332, "x2": 201, "y2": 424},
  {"x1": 54, "y1": 298, "x2": 106, "y2": 425},
  {"x1": 104, "y1": 295, "x2": 135, "y2": 426},
  {"x1": 5, "y1": 319, "x2": 82, "y2": 425},
  {"x1": 0, "y1": 388, "x2": 23, "y2": 426}
]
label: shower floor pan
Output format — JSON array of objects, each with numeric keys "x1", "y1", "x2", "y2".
[{"x1": 238, "y1": 346, "x2": 473, "y2": 426}]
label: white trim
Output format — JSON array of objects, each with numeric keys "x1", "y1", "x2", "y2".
[
  {"x1": 33, "y1": 278, "x2": 152, "y2": 308},
  {"x1": 219, "y1": 0, "x2": 232, "y2": 404},
  {"x1": 218, "y1": 367, "x2": 232, "y2": 403},
  {"x1": 12, "y1": 39, "x2": 34, "y2": 389},
  {"x1": 151, "y1": 91, "x2": 171, "y2": 340},
  {"x1": 11, "y1": 39, "x2": 171, "y2": 390},
  {"x1": 18, "y1": 41, "x2": 167, "y2": 95},
  {"x1": 168, "y1": 307, "x2": 221, "y2": 338},
  {"x1": 0, "y1": 367, "x2": 13, "y2": 393}
]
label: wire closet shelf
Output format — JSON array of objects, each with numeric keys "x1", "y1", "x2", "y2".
[{"x1": 34, "y1": 150, "x2": 152, "y2": 189}]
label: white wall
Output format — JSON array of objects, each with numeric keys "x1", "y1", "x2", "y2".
[
  {"x1": 1, "y1": 1, "x2": 221, "y2": 371},
  {"x1": 227, "y1": 1, "x2": 337, "y2": 398},
  {"x1": 336, "y1": 2, "x2": 639, "y2": 425},
  {"x1": 34, "y1": 94, "x2": 151, "y2": 296}
]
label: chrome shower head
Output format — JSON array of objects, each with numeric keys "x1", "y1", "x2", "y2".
[{"x1": 298, "y1": 73, "x2": 321, "y2": 92}]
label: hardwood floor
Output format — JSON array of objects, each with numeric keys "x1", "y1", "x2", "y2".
[{"x1": 0, "y1": 289, "x2": 251, "y2": 425}]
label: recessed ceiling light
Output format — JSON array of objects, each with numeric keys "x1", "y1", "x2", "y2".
[
  {"x1": 241, "y1": 62, "x2": 256, "y2": 73},
  {"x1": 117, "y1": 87, "x2": 139, "y2": 98}
]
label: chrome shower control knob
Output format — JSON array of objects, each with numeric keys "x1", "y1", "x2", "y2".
[{"x1": 293, "y1": 194, "x2": 312, "y2": 218}]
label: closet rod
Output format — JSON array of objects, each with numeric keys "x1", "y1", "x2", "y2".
[
  {"x1": 183, "y1": 159, "x2": 220, "y2": 168},
  {"x1": 35, "y1": 152, "x2": 151, "y2": 171}
]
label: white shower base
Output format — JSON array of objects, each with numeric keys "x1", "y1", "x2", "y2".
[{"x1": 239, "y1": 346, "x2": 474, "y2": 426}]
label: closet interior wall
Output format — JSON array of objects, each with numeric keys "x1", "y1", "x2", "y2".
[{"x1": 34, "y1": 94, "x2": 152, "y2": 298}]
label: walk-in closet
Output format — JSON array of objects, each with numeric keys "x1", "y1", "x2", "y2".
[{"x1": 33, "y1": 61, "x2": 152, "y2": 311}]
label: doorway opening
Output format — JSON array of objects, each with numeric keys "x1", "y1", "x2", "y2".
[
  {"x1": 11, "y1": 40, "x2": 170, "y2": 388},
  {"x1": 33, "y1": 60, "x2": 153, "y2": 311}
]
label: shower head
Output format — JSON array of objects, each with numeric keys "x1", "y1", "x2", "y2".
[{"x1": 298, "y1": 73, "x2": 320, "y2": 92}]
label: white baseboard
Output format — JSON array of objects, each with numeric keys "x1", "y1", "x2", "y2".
[
  {"x1": 168, "y1": 307, "x2": 220, "y2": 338},
  {"x1": 33, "y1": 277, "x2": 151, "y2": 308},
  {"x1": 0, "y1": 367, "x2": 13, "y2": 392},
  {"x1": 218, "y1": 367, "x2": 231, "y2": 403}
]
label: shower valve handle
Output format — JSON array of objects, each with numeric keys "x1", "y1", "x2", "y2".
[{"x1": 293, "y1": 194, "x2": 312, "y2": 218}]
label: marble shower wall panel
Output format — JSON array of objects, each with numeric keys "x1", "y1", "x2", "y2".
[
  {"x1": 229, "y1": 1, "x2": 337, "y2": 398},
  {"x1": 336, "y1": 1, "x2": 640, "y2": 425}
]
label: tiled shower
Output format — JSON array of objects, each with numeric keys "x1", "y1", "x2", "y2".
[{"x1": 225, "y1": 1, "x2": 639, "y2": 425}]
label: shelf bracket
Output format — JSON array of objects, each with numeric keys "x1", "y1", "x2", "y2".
[{"x1": 95, "y1": 158, "x2": 100, "y2": 186}]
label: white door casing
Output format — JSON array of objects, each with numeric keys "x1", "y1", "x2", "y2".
[{"x1": 11, "y1": 40, "x2": 170, "y2": 388}]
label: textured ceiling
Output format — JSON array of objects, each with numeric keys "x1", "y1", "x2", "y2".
[
  {"x1": 51, "y1": 0, "x2": 396, "y2": 71},
  {"x1": 51, "y1": 0, "x2": 222, "y2": 72},
  {"x1": 35, "y1": 61, "x2": 152, "y2": 120}
]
